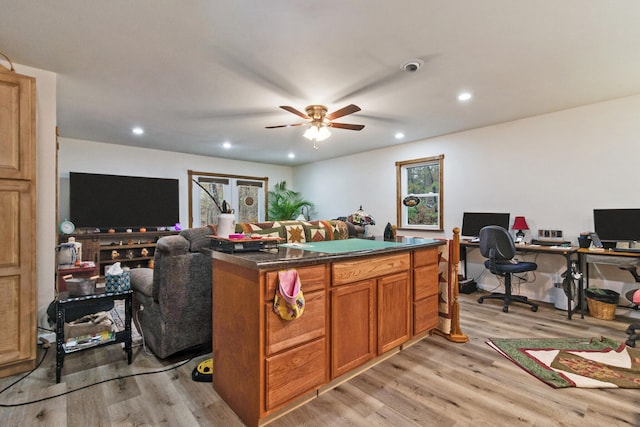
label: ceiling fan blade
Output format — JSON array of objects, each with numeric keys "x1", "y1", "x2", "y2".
[
  {"x1": 326, "y1": 104, "x2": 361, "y2": 121},
  {"x1": 280, "y1": 106, "x2": 309, "y2": 119},
  {"x1": 265, "y1": 123, "x2": 306, "y2": 129},
  {"x1": 330, "y1": 122, "x2": 365, "y2": 131}
]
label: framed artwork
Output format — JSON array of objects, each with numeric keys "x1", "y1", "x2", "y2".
[{"x1": 396, "y1": 154, "x2": 444, "y2": 231}]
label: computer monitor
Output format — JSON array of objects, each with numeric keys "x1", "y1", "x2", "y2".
[
  {"x1": 461, "y1": 212, "x2": 510, "y2": 238},
  {"x1": 593, "y1": 209, "x2": 640, "y2": 242}
]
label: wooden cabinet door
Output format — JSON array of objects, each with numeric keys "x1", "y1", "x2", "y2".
[
  {"x1": 377, "y1": 272, "x2": 410, "y2": 354},
  {"x1": 265, "y1": 337, "x2": 326, "y2": 411},
  {"x1": 0, "y1": 180, "x2": 36, "y2": 375},
  {"x1": 330, "y1": 279, "x2": 376, "y2": 379},
  {"x1": 0, "y1": 71, "x2": 35, "y2": 180},
  {"x1": 0, "y1": 69, "x2": 36, "y2": 378}
]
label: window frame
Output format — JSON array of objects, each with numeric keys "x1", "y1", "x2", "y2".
[
  {"x1": 188, "y1": 170, "x2": 269, "y2": 228},
  {"x1": 395, "y1": 155, "x2": 444, "y2": 231}
]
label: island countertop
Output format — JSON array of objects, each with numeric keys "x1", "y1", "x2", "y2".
[{"x1": 209, "y1": 236, "x2": 446, "y2": 270}]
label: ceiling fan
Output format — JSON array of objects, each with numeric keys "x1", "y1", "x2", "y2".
[{"x1": 266, "y1": 104, "x2": 364, "y2": 149}]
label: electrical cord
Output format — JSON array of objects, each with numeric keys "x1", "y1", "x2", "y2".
[{"x1": 0, "y1": 338, "x2": 198, "y2": 408}]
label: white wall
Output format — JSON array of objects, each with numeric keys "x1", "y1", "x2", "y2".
[
  {"x1": 11, "y1": 64, "x2": 58, "y2": 314},
  {"x1": 57, "y1": 138, "x2": 293, "y2": 226},
  {"x1": 53, "y1": 138, "x2": 292, "y2": 314},
  {"x1": 293, "y1": 94, "x2": 640, "y2": 305},
  {"x1": 49, "y1": 92, "x2": 640, "y2": 313}
]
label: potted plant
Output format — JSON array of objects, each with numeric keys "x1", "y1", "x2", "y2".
[{"x1": 268, "y1": 181, "x2": 314, "y2": 221}]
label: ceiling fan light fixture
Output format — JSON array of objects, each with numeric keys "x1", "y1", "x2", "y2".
[
  {"x1": 303, "y1": 125, "x2": 319, "y2": 140},
  {"x1": 317, "y1": 125, "x2": 331, "y2": 141}
]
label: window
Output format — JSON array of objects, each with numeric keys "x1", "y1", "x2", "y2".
[
  {"x1": 188, "y1": 170, "x2": 268, "y2": 228},
  {"x1": 396, "y1": 155, "x2": 444, "y2": 231}
]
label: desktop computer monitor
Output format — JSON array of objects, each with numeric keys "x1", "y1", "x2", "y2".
[
  {"x1": 461, "y1": 212, "x2": 510, "y2": 238},
  {"x1": 594, "y1": 208, "x2": 640, "y2": 242}
]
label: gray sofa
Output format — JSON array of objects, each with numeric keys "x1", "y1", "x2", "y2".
[{"x1": 130, "y1": 226, "x2": 213, "y2": 359}]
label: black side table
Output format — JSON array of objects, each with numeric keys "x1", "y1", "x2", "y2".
[{"x1": 55, "y1": 289, "x2": 133, "y2": 383}]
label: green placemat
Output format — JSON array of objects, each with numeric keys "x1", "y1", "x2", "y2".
[{"x1": 280, "y1": 238, "x2": 421, "y2": 254}]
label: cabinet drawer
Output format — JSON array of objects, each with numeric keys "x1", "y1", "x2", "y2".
[
  {"x1": 332, "y1": 253, "x2": 410, "y2": 286},
  {"x1": 265, "y1": 264, "x2": 327, "y2": 300},
  {"x1": 413, "y1": 264, "x2": 439, "y2": 301},
  {"x1": 413, "y1": 294, "x2": 438, "y2": 335},
  {"x1": 413, "y1": 247, "x2": 439, "y2": 268},
  {"x1": 265, "y1": 290, "x2": 326, "y2": 356},
  {"x1": 265, "y1": 337, "x2": 326, "y2": 411}
]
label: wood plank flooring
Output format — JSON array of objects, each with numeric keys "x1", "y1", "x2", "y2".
[{"x1": 1, "y1": 293, "x2": 639, "y2": 426}]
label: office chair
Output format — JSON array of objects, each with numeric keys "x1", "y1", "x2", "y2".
[
  {"x1": 477, "y1": 225, "x2": 538, "y2": 312},
  {"x1": 625, "y1": 288, "x2": 640, "y2": 347}
]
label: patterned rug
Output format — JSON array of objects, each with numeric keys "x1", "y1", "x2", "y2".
[
  {"x1": 110, "y1": 300, "x2": 142, "y2": 346},
  {"x1": 486, "y1": 337, "x2": 640, "y2": 388}
]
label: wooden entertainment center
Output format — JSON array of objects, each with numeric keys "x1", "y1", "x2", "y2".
[
  {"x1": 59, "y1": 230, "x2": 177, "y2": 277},
  {"x1": 211, "y1": 238, "x2": 445, "y2": 426}
]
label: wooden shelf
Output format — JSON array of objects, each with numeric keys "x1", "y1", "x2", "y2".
[{"x1": 59, "y1": 230, "x2": 178, "y2": 276}]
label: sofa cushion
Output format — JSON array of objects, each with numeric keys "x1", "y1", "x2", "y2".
[{"x1": 130, "y1": 267, "x2": 154, "y2": 297}]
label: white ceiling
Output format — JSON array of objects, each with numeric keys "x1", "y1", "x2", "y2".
[{"x1": 2, "y1": 1, "x2": 640, "y2": 166}]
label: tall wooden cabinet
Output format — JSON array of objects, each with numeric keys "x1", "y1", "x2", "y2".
[{"x1": 0, "y1": 66, "x2": 37, "y2": 378}]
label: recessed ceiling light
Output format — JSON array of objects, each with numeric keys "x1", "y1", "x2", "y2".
[
  {"x1": 457, "y1": 92, "x2": 472, "y2": 101},
  {"x1": 288, "y1": 152, "x2": 295, "y2": 159},
  {"x1": 222, "y1": 142, "x2": 231, "y2": 149},
  {"x1": 132, "y1": 127, "x2": 144, "y2": 135},
  {"x1": 395, "y1": 132, "x2": 405, "y2": 139}
]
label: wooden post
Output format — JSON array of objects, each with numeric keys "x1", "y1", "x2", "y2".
[{"x1": 447, "y1": 227, "x2": 469, "y2": 343}]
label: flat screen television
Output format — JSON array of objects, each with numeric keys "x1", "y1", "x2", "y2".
[
  {"x1": 593, "y1": 208, "x2": 640, "y2": 242},
  {"x1": 461, "y1": 212, "x2": 510, "y2": 238},
  {"x1": 70, "y1": 172, "x2": 179, "y2": 230}
]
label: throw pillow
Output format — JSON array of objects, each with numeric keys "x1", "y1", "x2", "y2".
[
  {"x1": 250, "y1": 227, "x2": 285, "y2": 239},
  {"x1": 305, "y1": 225, "x2": 327, "y2": 242},
  {"x1": 284, "y1": 224, "x2": 306, "y2": 243}
]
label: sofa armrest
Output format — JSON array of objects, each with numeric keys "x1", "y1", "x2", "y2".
[{"x1": 130, "y1": 268, "x2": 154, "y2": 297}]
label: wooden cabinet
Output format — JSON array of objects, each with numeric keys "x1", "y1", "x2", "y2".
[
  {"x1": 412, "y1": 248, "x2": 440, "y2": 336},
  {"x1": 0, "y1": 68, "x2": 36, "y2": 378},
  {"x1": 60, "y1": 231, "x2": 177, "y2": 276},
  {"x1": 331, "y1": 253, "x2": 411, "y2": 379},
  {"x1": 377, "y1": 272, "x2": 411, "y2": 353},
  {"x1": 213, "y1": 262, "x2": 328, "y2": 425},
  {"x1": 331, "y1": 279, "x2": 376, "y2": 378},
  {"x1": 212, "y1": 242, "x2": 443, "y2": 427}
]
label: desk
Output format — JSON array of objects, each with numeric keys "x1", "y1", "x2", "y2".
[
  {"x1": 461, "y1": 241, "x2": 580, "y2": 319},
  {"x1": 578, "y1": 248, "x2": 640, "y2": 314}
]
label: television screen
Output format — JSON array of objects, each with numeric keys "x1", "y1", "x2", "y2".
[
  {"x1": 70, "y1": 172, "x2": 179, "y2": 229},
  {"x1": 461, "y1": 212, "x2": 510, "y2": 237},
  {"x1": 594, "y1": 209, "x2": 640, "y2": 242}
]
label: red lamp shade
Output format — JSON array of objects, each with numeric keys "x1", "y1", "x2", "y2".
[{"x1": 512, "y1": 216, "x2": 530, "y2": 231}]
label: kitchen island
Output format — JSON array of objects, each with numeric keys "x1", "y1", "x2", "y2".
[{"x1": 211, "y1": 236, "x2": 447, "y2": 426}]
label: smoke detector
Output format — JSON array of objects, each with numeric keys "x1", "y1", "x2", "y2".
[{"x1": 402, "y1": 59, "x2": 424, "y2": 72}]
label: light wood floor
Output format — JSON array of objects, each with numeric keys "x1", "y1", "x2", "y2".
[{"x1": 2, "y1": 293, "x2": 639, "y2": 426}]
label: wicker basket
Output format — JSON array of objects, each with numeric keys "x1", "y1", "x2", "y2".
[{"x1": 586, "y1": 297, "x2": 616, "y2": 320}]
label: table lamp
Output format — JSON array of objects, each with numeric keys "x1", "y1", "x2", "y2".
[
  {"x1": 347, "y1": 205, "x2": 376, "y2": 237},
  {"x1": 512, "y1": 216, "x2": 529, "y2": 241}
]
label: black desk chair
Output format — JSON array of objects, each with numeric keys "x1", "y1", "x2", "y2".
[{"x1": 477, "y1": 225, "x2": 538, "y2": 313}]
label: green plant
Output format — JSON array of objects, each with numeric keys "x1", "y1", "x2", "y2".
[{"x1": 268, "y1": 181, "x2": 314, "y2": 221}]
